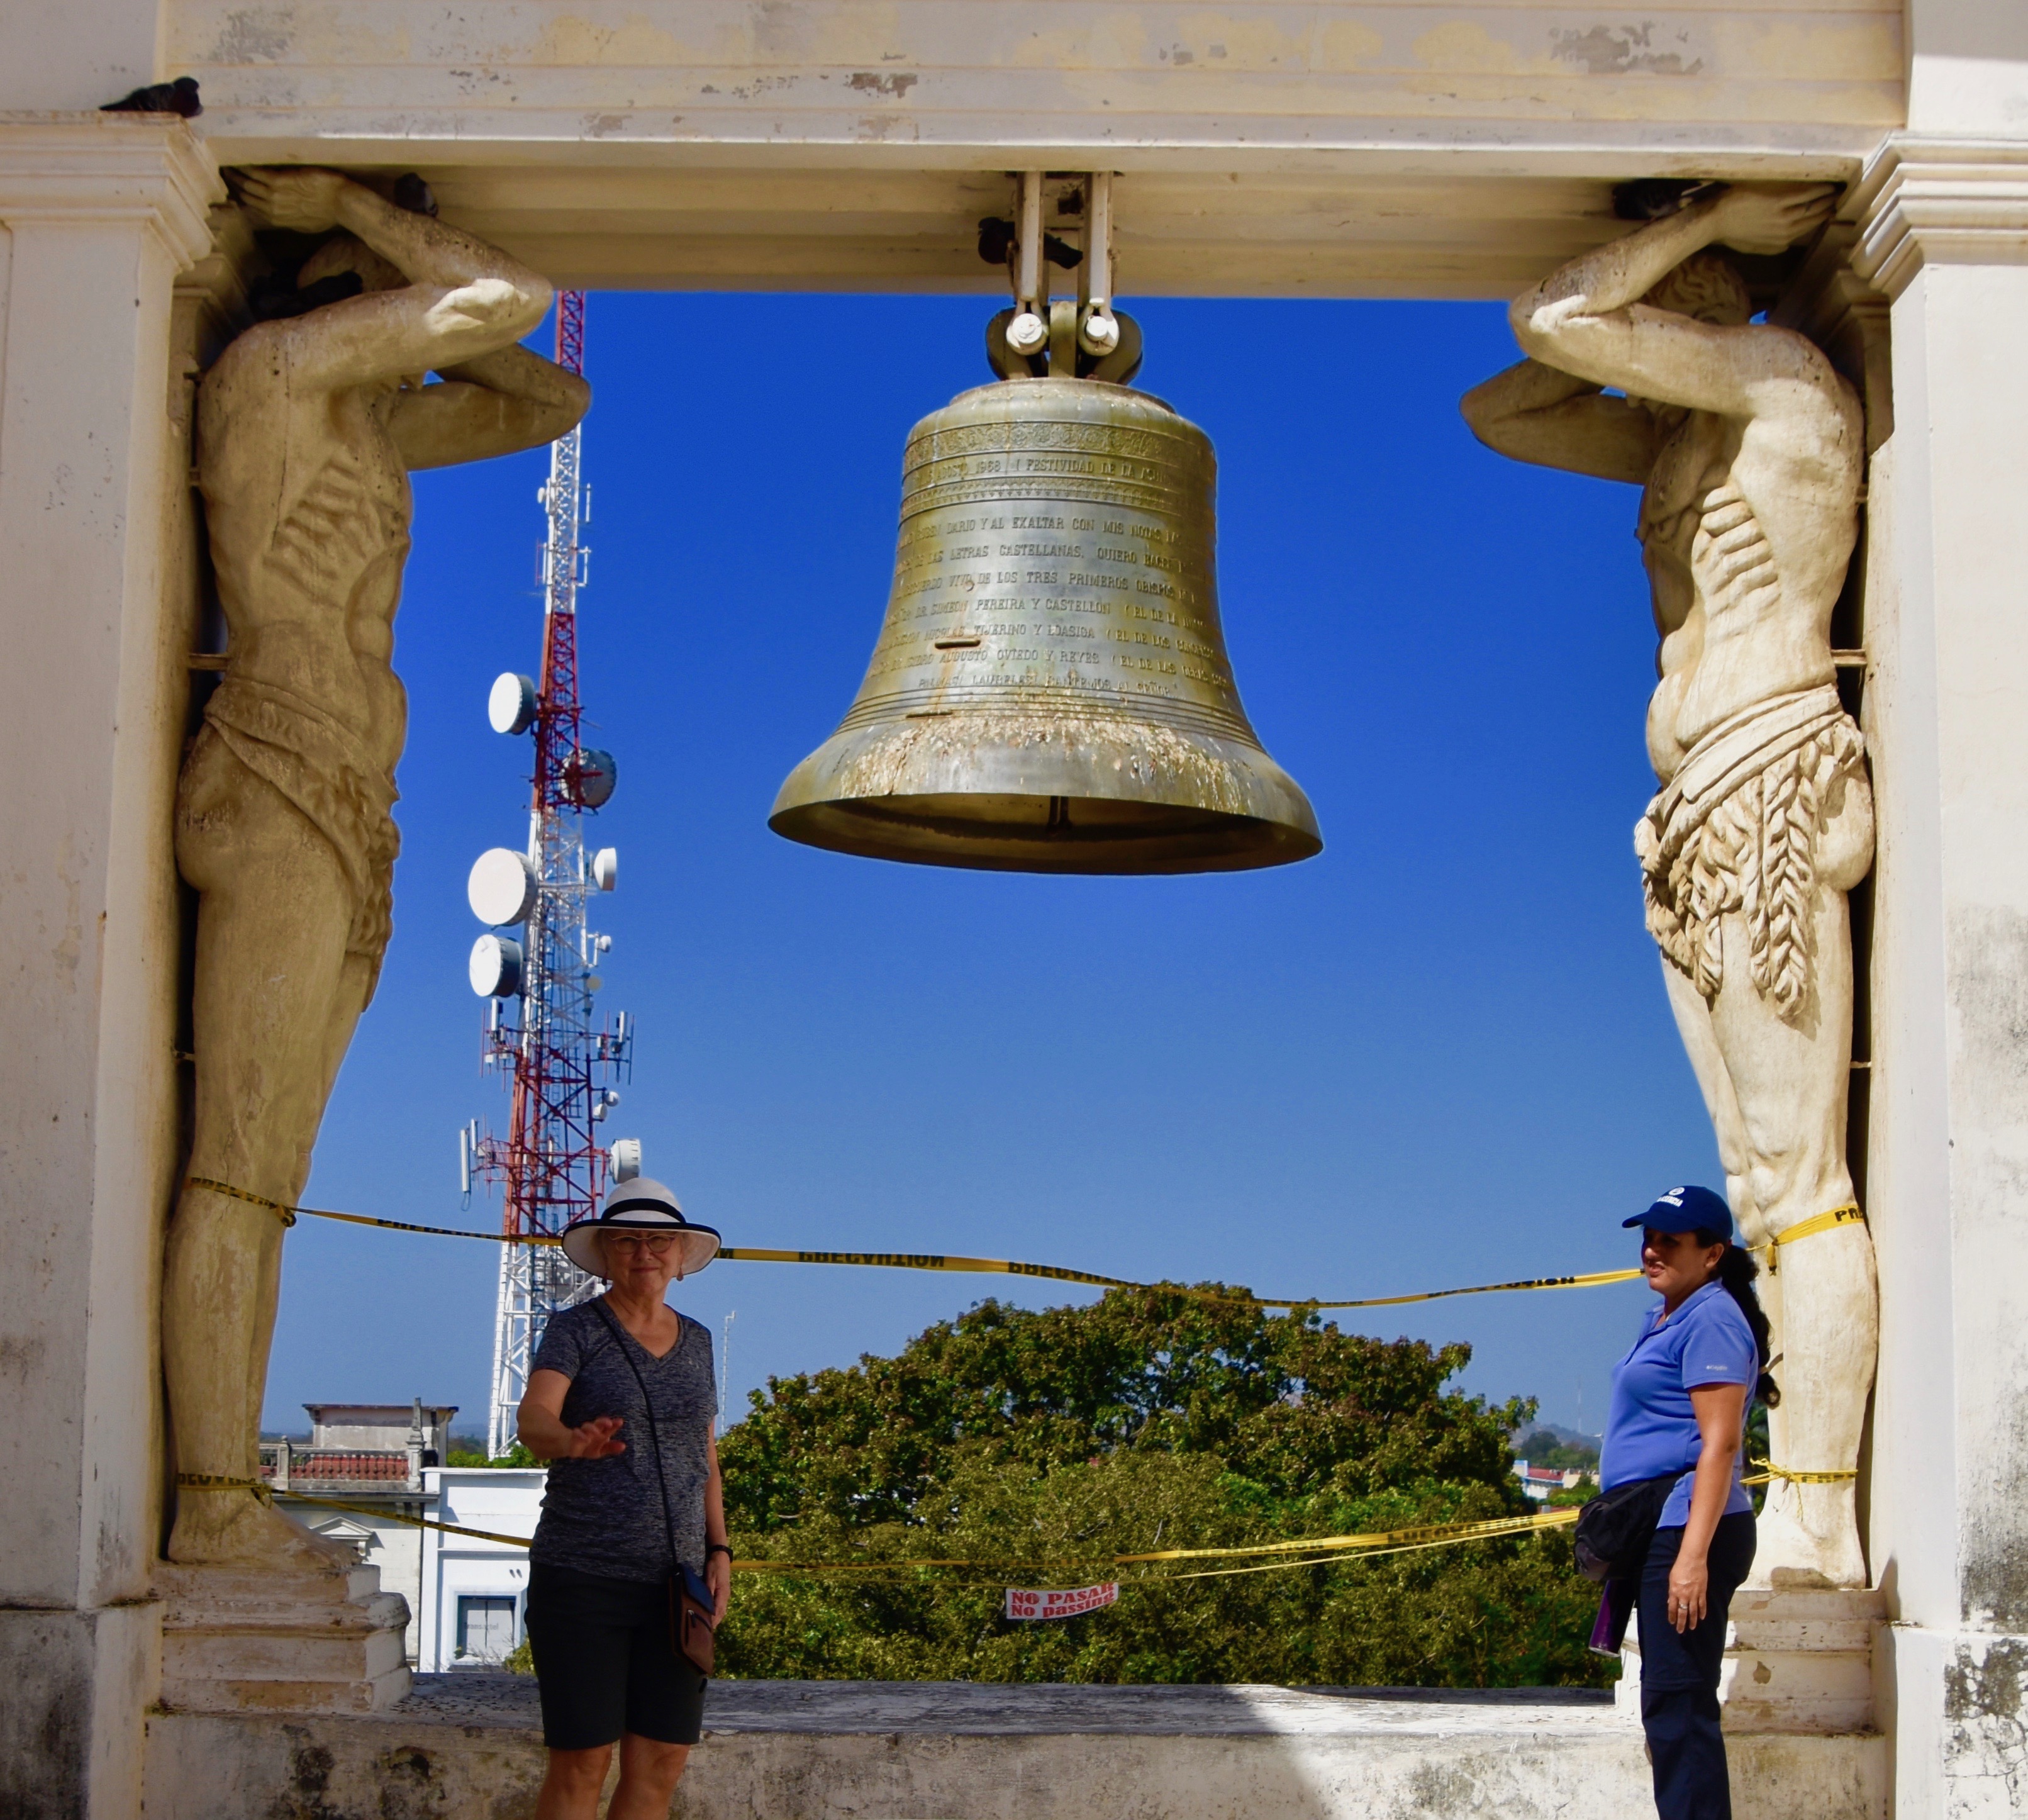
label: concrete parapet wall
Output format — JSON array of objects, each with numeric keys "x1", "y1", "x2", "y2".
[{"x1": 145, "y1": 1678, "x2": 1886, "y2": 1820}]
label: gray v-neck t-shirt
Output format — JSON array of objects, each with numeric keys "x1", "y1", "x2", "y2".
[{"x1": 529, "y1": 1298, "x2": 715, "y2": 1582}]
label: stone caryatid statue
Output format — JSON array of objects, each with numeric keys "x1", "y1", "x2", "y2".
[
  {"x1": 167, "y1": 169, "x2": 589, "y2": 1563},
  {"x1": 1462, "y1": 183, "x2": 1876, "y2": 1588}
]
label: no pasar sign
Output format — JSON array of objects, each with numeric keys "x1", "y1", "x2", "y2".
[{"x1": 1005, "y1": 1583, "x2": 1119, "y2": 1621}]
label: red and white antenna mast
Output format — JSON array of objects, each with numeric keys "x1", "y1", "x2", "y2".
[{"x1": 462, "y1": 291, "x2": 637, "y2": 1457}]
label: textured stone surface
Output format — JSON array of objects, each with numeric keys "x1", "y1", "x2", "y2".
[
  {"x1": 145, "y1": 1676, "x2": 1886, "y2": 1819},
  {"x1": 157, "y1": 1559, "x2": 412, "y2": 1717},
  {"x1": 129, "y1": 1, "x2": 1908, "y2": 296},
  {"x1": 1617, "y1": 1587, "x2": 1887, "y2": 1735}
]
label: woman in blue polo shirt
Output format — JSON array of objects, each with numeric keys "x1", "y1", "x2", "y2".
[{"x1": 1603, "y1": 1184, "x2": 1778, "y2": 1820}]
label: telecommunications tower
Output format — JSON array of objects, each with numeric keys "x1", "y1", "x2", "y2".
[{"x1": 460, "y1": 291, "x2": 640, "y2": 1458}]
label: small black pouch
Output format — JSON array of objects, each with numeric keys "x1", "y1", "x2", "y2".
[
  {"x1": 1573, "y1": 1471, "x2": 1680, "y2": 1583},
  {"x1": 674, "y1": 1563, "x2": 716, "y2": 1676}
]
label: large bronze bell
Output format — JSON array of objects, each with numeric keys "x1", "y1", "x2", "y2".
[{"x1": 771, "y1": 343, "x2": 1321, "y2": 873}]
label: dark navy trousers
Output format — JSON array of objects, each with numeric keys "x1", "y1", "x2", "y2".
[{"x1": 1638, "y1": 1512, "x2": 1756, "y2": 1820}]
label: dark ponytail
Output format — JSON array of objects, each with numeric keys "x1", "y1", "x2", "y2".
[{"x1": 1698, "y1": 1230, "x2": 1780, "y2": 1407}]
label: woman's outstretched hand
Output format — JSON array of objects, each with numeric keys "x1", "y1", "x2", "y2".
[{"x1": 557, "y1": 1415, "x2": 626, "y2": 1459}]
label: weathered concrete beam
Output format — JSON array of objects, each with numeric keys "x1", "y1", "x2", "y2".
[{"x1": 149, "y1": 0, "x2": 1906, "y2": 296}]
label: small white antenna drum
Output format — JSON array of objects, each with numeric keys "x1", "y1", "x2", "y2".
[
  {"x1": 469, "y1": 932, "x2": 524, "y2": 997},
  {"x1": 591, "y1": 847, "x2": 618, "y2": 891},
  {"x1": 469, "y1": 849, "x2": 538, "y2": 925},
  {"x1": 488, "y1": 672, "x2": 538, "y2": 735},
  {"x1": 609, "y1": 1137, "x2": 642, "y2": 1181}
]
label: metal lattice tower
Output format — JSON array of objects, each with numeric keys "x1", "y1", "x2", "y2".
[{"x1": 465, "y1": 291, "x2": 633, "y2": 1458}]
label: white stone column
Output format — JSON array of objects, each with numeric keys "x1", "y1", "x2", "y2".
[
  {"x1": 1851, "y1": 136, "x2": 2028, "y2": 1818},
  {"x1": 0, "y1": 113, "x2": 220, "y2": 1820}
]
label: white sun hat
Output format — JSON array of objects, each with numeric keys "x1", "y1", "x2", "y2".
[{"x1": 559, "y1": 1176, "x2": 722, "y2": 1280}]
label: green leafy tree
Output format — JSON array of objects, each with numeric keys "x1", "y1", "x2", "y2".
[
  {"x1": 1512, "y1": 1428, "x2": 1600, "y2": 1474},
  {"x1": 715, "y1": 1285, "x2": 1608, "y2": 1687}
]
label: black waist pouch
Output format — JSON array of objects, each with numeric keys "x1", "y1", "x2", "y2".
[{"x1": 1573, "y1": 1472, "x2": 1680, "y2": 1583}]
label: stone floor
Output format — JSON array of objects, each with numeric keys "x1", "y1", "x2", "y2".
[{"x1": 145, "y1": 1675, "x2": 1886, "y2": 1819}]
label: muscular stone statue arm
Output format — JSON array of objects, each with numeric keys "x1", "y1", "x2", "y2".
[
  {"x1": 231, "y1": 167, "x2": 555, "y2": 391},
  {"x1": 1460, "y1": 357, "x2": 1658, "y2": 484},
  {"x1": 392, "y1": 345, "x2": 591, "y2": 471},
  {"x1": 1508, "y1": 184, "x2": 1841, "y2": 420}
]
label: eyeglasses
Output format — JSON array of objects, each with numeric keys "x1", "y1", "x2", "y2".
[{"x1": 605, "y1": 1234, "x2": 676, "y2": 1254}]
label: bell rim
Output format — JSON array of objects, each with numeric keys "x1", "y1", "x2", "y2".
[
  {"x1": 770, "y1": 708, "x2": 1321, "y2": 874},
  {"x1": 769, "y1": 795, "x2": 1321, "y2": 875}
]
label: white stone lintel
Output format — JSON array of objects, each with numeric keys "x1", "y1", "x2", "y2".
[
  {"x1": 1851, "y1": 136, "x2": 2028, "y2": 300},
  {"x1": 0, "y1": 112, "x2": 223, "y2": 268}
]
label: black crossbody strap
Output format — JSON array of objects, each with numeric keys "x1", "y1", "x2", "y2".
[{"x1": 593, "y1": 1300, "x2": 683, "y2": 1573}]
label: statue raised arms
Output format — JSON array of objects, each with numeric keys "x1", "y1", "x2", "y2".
[
  {"x1": 1461, "y1": 184, "x2": 1875, "y2": 1587},
  {"x1": 167, "y1": 169, "x2": 589, "y2": 1563}
]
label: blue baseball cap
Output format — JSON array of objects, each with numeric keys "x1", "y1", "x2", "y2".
[{"x1": 1624, "y1": 1184, "x2": 1736, "y2": 1241}]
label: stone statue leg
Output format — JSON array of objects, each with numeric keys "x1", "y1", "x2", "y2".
[
  {"x1": 164, "y1": 735, "x2": 373, "y2": 1564},
  {"x1": 1658, "y1": 784, "x2": 1878, "y2": 1589}
]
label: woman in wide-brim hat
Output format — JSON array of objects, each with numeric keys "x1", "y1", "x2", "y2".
[
  {"x1": 556, "y1": 1180, "x2": 722, "y2": 1279},
  {"x1": 516, "y1": 1178, "x2": 728, "y2": 1820}
]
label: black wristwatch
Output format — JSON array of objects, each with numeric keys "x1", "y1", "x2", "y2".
[{"x1": 706, "y1": 1542, "x2": 732, "y2": 1560}]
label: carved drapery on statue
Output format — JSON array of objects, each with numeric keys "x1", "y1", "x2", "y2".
[
  {"x1": 1637, "y1": 684, "x2": 1867, "y2": 1022},
  {"x1": 195, "y1": 674, "x2": 403, "y2": 997}
]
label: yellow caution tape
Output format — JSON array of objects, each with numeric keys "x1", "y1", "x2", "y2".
[
  {"x1": 1744, "y1": 1459, "x2": 1858, "y2": 1486},
  {"x1": 187, "y1": 1177, "x2": 1645, "y2": 1313},
  {"x1": 186, "y1": 1178, "x2": 297, "y2": 1228},
  {"x1": 713, "y1": 1254, "x2": 1644, "y2": 1314},
  {"x1": 191, "y1": 1188, "x2": 1859, "y2": 1309},
  {"x1": 176, "y1": 1471, "x2": 272, "y2": 1499},
  {"x1": 282, "y1": 1490, "x2": 538, "y2": 1549},
  {"x1": 224, "y1": 1480, "x2": 1579, "y2": 1580},
  {"x1": 1757, "y1": 1203, "x2": 1864, "y2": 1274},
  {"x1": 175, "y1": 1473, "x2": 537, "y2": 1547},
  {"x1": 733, "y1": 1507, "x2": 1580, "y2": 1577}
]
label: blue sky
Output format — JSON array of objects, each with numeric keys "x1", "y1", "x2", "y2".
[{"x1": 267, "y1": 290, "x2": 1718, "y2": 1443}]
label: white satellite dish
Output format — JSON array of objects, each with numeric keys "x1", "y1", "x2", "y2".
[
  {"x1": 469, "y1": 849, "x2": 538, "y2": 925},
  {"x1": 610, "y1": 1138, "x2": 642, "y2": 1182},
  {"x1": 468, "y1": 933, "x2": 523, "y2": 998},
  {"x1": 567, "y1": 748, "x2": 618, "y2": 809},
  {"x1": 591, "y1": 847, "x2": 618, "y2": 891},
  {"x1": 488, "y1": 673, "x2": 538, "y2": 735}
]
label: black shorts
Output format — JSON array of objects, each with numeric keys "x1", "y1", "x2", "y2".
[{"x1": 524, "y1": 1563, "x2": 708, "y2": 1751}]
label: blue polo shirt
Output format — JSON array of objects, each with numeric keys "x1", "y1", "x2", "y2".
[{"x1": 1602, "y1": 1280, "x2": 1757, "y2": 1528}]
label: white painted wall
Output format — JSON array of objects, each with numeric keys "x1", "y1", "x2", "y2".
[
  {"x1": 1854, "y1": 126, "x2": 2028, "y2": 1817},
  {"x1": 0, "y1": 0, "x2": 167, "y2": 113},
  {"x1": 1905, "y1": 0, "x2": 2028, "y2": 140},
  {"x1": 415, "y1": 1469, "x2": 543, "y2": 1673},
  {"x1": 0, "y1": 114, "x2": 220, "y2": 1820}
]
